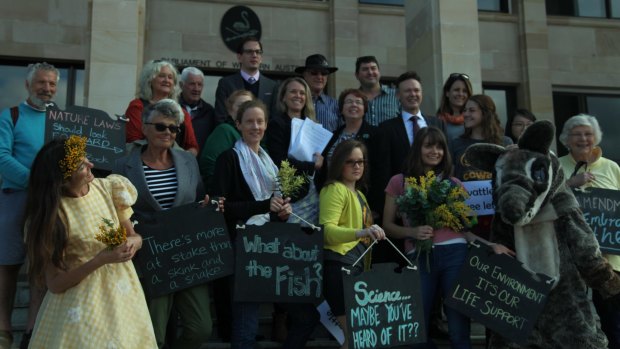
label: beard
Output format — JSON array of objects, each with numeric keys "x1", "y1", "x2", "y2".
[{"x1": 28, "y1": 92, "x2": 53, "y2": 110}]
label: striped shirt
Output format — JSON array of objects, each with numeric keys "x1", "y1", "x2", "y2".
[
  {"x1": 143, "y1": 165, "x2": 178, "y2": 209},
  {"x1": 363, "y1": 84, "x2": 400, "y2": 126},
  {"x1": 313, "y1": 92, "x2": 341, "y2": 132}
]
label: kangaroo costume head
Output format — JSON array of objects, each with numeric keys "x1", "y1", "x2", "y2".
[
  {"x1": 463, "y1": 120, "x2": 563, "y2": 226},
  {"x1": 464, "y1": 121, "x2": 569, "y2": 284}
]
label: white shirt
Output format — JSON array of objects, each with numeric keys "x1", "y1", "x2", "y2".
[
  {"x1": 401, "y1": 110, "x2": 427, "y2": 145},
  {"x1": 240, "y1": 70, "x2": 260, "y2": 84}
]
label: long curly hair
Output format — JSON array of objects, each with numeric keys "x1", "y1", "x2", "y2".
[
  {"x1": 24, "y1": 139, "x2": 70, "y2": 286},
  {"x1": 461, "y1": 94, "x2": 505, "y2": 145}
]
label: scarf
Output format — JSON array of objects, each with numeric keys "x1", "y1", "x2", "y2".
[
  {"x1": 437, "y1": 112, "x2": 464, "y2": 125},
  {"x1": 233, "y1": 139, "x2": 279, "y2": 225}
]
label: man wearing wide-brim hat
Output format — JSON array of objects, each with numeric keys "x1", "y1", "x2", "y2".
[{"x1": 295, "y1": 54, "x2": 340, "y2": 132}]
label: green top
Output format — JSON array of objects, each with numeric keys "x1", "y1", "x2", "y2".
[{"x1": 199, "y1": 119, "x2": 241, "y2": 192}]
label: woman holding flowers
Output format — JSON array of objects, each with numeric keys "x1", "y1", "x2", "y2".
[
  {"x1": 24, "y1": 136, "x2": 156, "y2": 348},
  {"x1": 213, "y1": 99, "x2": 317, "y2": 349},
  {"x1": 319, "y1": 139, "x2": 386, "y2": 349},
  {"x1": 383, "y1": 127, "x2": 512, "y2": 349}
]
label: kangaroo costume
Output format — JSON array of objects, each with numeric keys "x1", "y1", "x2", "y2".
[{"x1": 463, "y1": 121, "x2": 620, "y2": 348}]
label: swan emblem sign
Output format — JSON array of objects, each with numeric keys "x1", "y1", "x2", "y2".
[{"x1": 220, "y1": 5, "x2": 262, "y2": 52}]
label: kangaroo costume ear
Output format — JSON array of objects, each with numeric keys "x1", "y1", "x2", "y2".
[
  {"x1": 518, "y1": 120, "x2": 555, "y2": 154},
  {"x1": 462, "y1": 143, "x2": 505, "y2": 173}
]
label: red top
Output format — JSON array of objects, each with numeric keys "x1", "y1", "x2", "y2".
[{"x1": 124, "y1": 98, "x2": 198, "y2": 151}]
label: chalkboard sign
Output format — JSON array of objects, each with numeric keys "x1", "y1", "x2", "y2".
[
  {"x1": 134, "y1": 203, "x2": 234, "y2": 298},
  {"x1": 342, "y1": 263, "x2": 426, "y2": 349},
  {"x1": 444, "y1": 242, "x2": 553, "y2": 345},
  {"x1": 234, "y1": 223, "x2": 323, "y2": 303},
  {"x1": 573, "y1": 187, "x2": 620, "y2": 255},
  {"x1": 45, "y1": 105, "x2": 125, "y2": 171}
]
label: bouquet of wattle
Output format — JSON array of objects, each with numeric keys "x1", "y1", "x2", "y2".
[
  {"x1": 95, "y1": 217, "x2": 127, "y2": 249},
  {"x1": 395, "y1": 171, "x2": 477, "y2": 268},
  {"x1": 276, "y1": 160, "x2": 308, "y2": 198}
]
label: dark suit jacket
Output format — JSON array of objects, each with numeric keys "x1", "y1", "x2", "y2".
[
  {"x1": 213, "y1": 72, "x2": 279, "y2": 123},
  {"x1": 112, "y1": 144, "x2": 204, "y2": 223},
  {"x1": 371, "y1": 113, "x2": 447, "y2": 215}
]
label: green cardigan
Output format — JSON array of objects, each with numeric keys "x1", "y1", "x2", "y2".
[
  {"x1": 319, "y1": 181, "x2": 367, "y2": 255},
  {"x1": 198, "y1": 119, "x2": 241, "y2": 192}
]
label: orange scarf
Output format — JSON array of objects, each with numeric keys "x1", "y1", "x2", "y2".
[{"x1": 438, "y1": 112, "x2": 464, "y2": 125}]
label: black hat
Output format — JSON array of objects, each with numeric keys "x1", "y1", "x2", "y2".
[{"x1": 294, "y1": 54, "x2": 338, "y2": 74}]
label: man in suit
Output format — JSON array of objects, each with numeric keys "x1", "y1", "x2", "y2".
[
  {"x1": 214, "y1": 36, "x2": 278, "y2": 123},
  {"x1": 179, "y1": 67, "x2": 216, "y2": 155}
]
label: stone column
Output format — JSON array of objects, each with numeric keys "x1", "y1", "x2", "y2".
[
  {"x1": 404, "y1": 0, "x2": 482, "y2": 115},
  {"x1": 86, "y1": 0, "x2": 145, "y2": 117},
  {"x1": 515, "y1": 0, "x2": 554, "y2": 123},
  {"x1": 329, "y1": 0, "x2": 360, "y2": 95}
]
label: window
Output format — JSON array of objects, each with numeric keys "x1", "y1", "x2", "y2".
[
  {"x1": 478, "y1": 0, "x2": 511, "y2": 13},
  {"x1": 359, "y1": 0, "x2": 403, "y2": 5},
  {"x1": 552, "y1": 92, "x2": 620, "y2": 163},
  {"x1": 482, "y1": 85, "x2": 517, "y2": 132},
  {"x1": 0, "y1": 58, "x2": 85, "y2": 111},
  {"x1": 546, "y1": 0, "x2": 620, "y2": 18}
]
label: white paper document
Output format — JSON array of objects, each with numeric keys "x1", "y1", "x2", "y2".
[{"x1": 288, "y1": 118, "x2": 333, "y2": 162}]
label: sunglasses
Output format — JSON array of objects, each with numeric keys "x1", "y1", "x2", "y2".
[
  {"x1": 309, "y1": 70, "x2": 329, "y2": 76},
  {"x1": 145, "y1": 122, "x2": 180, "y2": 133},
  {"x1": 450, "y1": 73, "x2": 470, "y2": 80}
]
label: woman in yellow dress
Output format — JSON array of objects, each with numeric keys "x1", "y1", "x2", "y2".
[{"x1": 24, "y1": 136, "x2": 156, "y2": 348}]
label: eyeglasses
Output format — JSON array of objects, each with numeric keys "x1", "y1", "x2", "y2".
[
  {"x1": 242, "y1": 49, "x2": 263, "y2": 56},
  {"x1": 345, "y1": 159, "x2": 366, "y2": 167},
  {"x1": 450, "y1": 73, "x2": 470, "y2": 80},
  {"x1": 309, "y1": 70, "x2": 329, "y2": 76},
  {"x1": 145, "y1": 122, "x2": 180, "y2": 133},
  {"x1": 569, "y1": 132, "x2": 594, "y2": 139},
  {"x1": 343, "y1": 99, "x2": 364, "y2": 106}
]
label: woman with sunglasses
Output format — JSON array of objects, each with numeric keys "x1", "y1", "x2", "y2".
[
  {"x1": 124, "y1": 60, "x2": 199, "y2": 155},
  {"x1": 113, "y1": 99, "x2": 212, "y2": 349},
  {"x1": 436, "y1": 73, "x2": 473, "y2": 141},
  {"x1": 558, "y1": 114, "x2": 620, "y2": 348},
  {"x1": 319, "y1": 139, "x2": 385, "y2": 349}
]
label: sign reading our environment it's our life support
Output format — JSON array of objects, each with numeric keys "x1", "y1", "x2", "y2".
[
  {"x1": 45, "y1": 105, "x2": 125, "y2": 171},
  {"x1": 573, "y1": 187, "x2": 620, "y2": 255},
  {"x1": 133, "y1": 203, "x2": 234, "y2": 298},
  {"x1": 234, "y1": 222, "x2": 323, "y2": 303},
  {"x1": 342, "y1": 263, "x2": 426, "y2": 349},
  {"x1": 444, "y1": 242, "x2": 554, "y2": 345}
]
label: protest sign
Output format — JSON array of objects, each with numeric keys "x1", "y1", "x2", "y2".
[
  {"x1": 45, "y1": 105, "x2": 125, "y2": 171},
  {"x1": 573, "y1": 187, "x2": 620, "y2": 255},
  {"x1": 444, "y1": 242, "x2": 553, "y2": 345},
  {"x1": 463, "y1": 180, "x2": 494, "y2": 216},
  {"x1": 342, "y1": 263, "x2": 425, "y2": 349},
  {"x1": 134, "y1": 203, "x2": 233, "y2": 298},
  {"x1": 234, "y1": 223, "x2": 323, "y2": 303}
]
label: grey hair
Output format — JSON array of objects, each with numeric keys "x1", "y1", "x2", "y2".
[
  {"x1": 180, "y1": 67, "x2": 204, "y2": 84},
  {"x1": 142, "y1": 98, "x2": 185, "y2": 124},
  {"x1": 26, "y1": 62, "x2": 60, "y2": 85},
  {"x1": 137, "y1": 60, "x2": 180, "y2": 101},
  {"x1": 559, "y1": 113, "x2": 602, "y2": 149}
]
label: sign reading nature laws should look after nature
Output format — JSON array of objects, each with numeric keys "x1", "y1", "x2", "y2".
[
  {"x1": 573, "y1": 187, "x2": 620, "y2": 255},
  {"x1": 45, "y1": 105, "x2": 125, "y2": 171},
  {"x1": 234, "y1": 222, "x2": 323, "y2": 303},
  {"x1": 444, "y1": 242, "x2": 554, "y2": 345},
  {"x1": 342, "y1": 263, "x2": 426, "y2": 349},
  {"x1": 133, "y1": 203, "x2": 234, "y2": 298}
]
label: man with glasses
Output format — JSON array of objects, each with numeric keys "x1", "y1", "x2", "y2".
[
  {"x1": 0, "y1": 62, "x2": 59, "y2": 349},
  {"x1": 214, "y1": 37, "x2": 278, "y2": 122},
  {"x1": 295, "y1": 54, "x2": 340, "y2": 131},
  {"x1": 354, "y1": 55, "x2": 400, "y2": 126}
]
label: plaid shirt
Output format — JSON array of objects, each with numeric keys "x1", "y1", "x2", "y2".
[
  {"x1": 363, "y1": 84, "x2": 400, "y2": 126},
  {"x1": 313, "y1": 92, "x2": 341, "y2": 132}
]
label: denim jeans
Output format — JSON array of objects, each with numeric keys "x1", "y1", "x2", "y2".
[
  {"x1": 593, "y1": 288, "x2": 620, "y2": 349},
  {"x1": 230, "y1": 301, "x2": 319, "y2": 349},
  {"x1": 412, "y1": 243, "x2": 471, "y2": 349}
]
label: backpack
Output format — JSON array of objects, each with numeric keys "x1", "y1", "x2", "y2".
[{"x1": 10, "y1": 106, "x2": 19, "y2": 126}]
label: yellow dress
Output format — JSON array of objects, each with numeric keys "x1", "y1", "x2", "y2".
[{"x1": 29, "y1": 175, "x2": 157, "y2": 349}]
